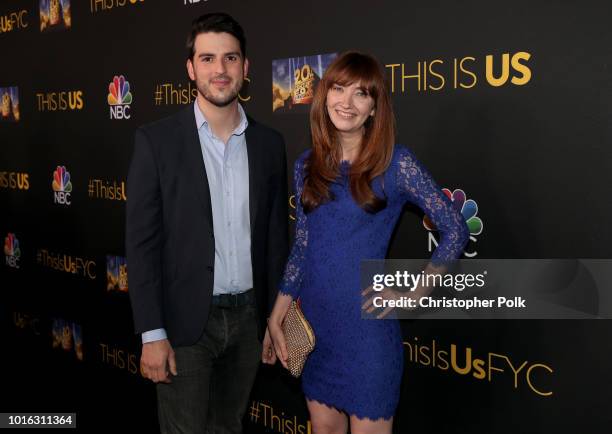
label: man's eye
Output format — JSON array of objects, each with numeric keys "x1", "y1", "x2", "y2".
[
  {"x1": 226, "y1": 55, "x2": 238, "y2": 62},
  {"x1": 202, "y1": 57, "x2": 213, "y2": 63}
]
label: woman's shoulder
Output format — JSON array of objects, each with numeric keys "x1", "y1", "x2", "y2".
[
  {"x1": 391, "y1": 143, "x2": 416, "y2": 159},
  {"x1": 290, "y1": 149, "x2": 311, "y2": 186},
  {"x1": 294, "y1": 148, "x2": 312, "y2": 171},
  {"x1": 390, "y1": 144, "x2": 420, "y2": 168}
]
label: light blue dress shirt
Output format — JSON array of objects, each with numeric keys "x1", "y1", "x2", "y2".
[{"x1": 142, "y1": 102, "x2": 253, "y2": 344}]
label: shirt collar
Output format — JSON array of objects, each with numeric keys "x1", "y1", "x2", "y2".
[{"x1": 193, "y1": 100, "x2": 248, "y2": 138}]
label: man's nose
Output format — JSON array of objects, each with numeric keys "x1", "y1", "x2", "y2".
[{"x1": 214, "y1": 58, "x2": 227, "y2": 74}]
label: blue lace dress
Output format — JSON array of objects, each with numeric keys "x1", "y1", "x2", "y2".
[{"x1": 279, "y1": 145, "x2": 469, "y2": 420}]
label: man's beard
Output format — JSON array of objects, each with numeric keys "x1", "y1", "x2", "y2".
[{"x1": 196, "y1": 75, "x2": 242, "y2": 107}]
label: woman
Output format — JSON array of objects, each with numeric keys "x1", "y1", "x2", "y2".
[{"x1": 264, "y1": 51, "x2": 469, "y2": 434}]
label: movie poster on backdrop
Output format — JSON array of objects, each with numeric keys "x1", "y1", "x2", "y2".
[
  {"x1": 39, "y1": 0, "x2": 71, "y2": 32},
  {"x1": 272, "y1": 53, "x2": 337, "y2": 113}
]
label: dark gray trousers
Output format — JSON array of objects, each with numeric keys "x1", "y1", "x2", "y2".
[{"x1": 157, "y1": 304, "x2": 262, "y2": 434}]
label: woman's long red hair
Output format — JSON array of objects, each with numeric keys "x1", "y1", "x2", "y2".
[{"x1": 302, "y1": 51, "x2": 395, "y2": 214}]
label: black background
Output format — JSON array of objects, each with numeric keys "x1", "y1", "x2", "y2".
[{"x1": 1, "y1": 0, "x2": 611, "y2": 432}]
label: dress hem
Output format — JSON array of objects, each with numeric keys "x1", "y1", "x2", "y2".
[{"x1": 304, "y1": 393, "x2": 395, "y2": 422}]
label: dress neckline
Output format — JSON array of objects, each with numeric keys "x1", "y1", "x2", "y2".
[{"x1": 338, "y1": 160, "x2": 351, "y2": 180}]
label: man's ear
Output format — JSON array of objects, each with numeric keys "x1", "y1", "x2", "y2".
[
  {"x1": 243, "y1": 58, "x2": 250, "y2": 79},
  {"x1": 186, "y1": 58, "x2": 195, "y2": 81}
]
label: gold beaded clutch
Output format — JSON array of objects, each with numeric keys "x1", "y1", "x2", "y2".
[{"x1": 282, "y1": 300, "x2": 315, "y2": 377}]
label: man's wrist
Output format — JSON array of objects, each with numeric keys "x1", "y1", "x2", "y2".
[{"x1": 142, "y1": 328, "x2": 167, "y2": 344}]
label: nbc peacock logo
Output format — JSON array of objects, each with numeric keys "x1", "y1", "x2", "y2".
[
  {"x1": 107, "y1": 75, "x2": 132, "y2": 120},
  {"x1": 52, "y1": 165, "x2": 72, "y2": 205},
  {"x1": 4, "y1": 233, "x2": 21, "y2": 268},
  {"x1": 423, "y1": 188, "x2": 483, "y2": 258}
]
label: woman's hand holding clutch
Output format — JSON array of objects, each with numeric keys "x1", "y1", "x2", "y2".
[{"x1": 265, "y1": 292, "x2": 293, "y2": 369}]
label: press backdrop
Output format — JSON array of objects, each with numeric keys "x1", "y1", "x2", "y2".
[{"x1": 2, "y1": 1, "x2": 611, "y2": 433}]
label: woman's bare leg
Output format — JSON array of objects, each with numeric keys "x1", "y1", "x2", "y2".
[{"x1": 306, "y1": 399, "x2": 349, "y2": 434}]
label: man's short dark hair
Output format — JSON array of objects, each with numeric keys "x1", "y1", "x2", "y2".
[{"x1": 186, "y1": 13, "x2": 246, "y2": 60}]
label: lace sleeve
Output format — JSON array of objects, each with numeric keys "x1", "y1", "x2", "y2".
[
  {"x1": 279, "y1": 155, "x2": 308, "y2": 298},
  {"x1": 396, "y1": 147, "x2": 469, "y2": 262}
]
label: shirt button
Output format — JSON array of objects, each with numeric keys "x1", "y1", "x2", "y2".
[{"x1": 227, "y1": 221, "x2": 231, "y2": 227}]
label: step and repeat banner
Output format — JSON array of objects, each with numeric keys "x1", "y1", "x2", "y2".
[{"x1": 2, "y1": 0, "x2": 611, "y2": 432}]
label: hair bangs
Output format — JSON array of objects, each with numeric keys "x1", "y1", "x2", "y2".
[{"x1": 324, "y1": 55, "x2": 380, "y2": 99}]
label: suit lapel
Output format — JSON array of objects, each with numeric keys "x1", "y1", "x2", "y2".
[
  {"x1": 179, "y1": 106, "x2": 214, "y2": 235},
  {"x1": 245, "y1": 120, "x2": 260, "y2": 232}
]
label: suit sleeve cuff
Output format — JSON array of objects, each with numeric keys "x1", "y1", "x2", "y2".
[{"x1": 142, "y1": 328, "x2": 167, "y2": 344}]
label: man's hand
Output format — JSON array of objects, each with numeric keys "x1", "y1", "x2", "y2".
[
  {"x1": 140, "y1": 339, "x2": 177, "y2": 383},
  {"x1": 261, "y1": 325, "x2": 277, "y2": 364}
]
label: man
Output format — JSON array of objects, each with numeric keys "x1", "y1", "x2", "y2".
[{"x1": 126, "y1": 13, "x2": 288, "y2": 434}]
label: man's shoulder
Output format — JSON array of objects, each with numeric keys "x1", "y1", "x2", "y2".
[
  {"x1": 246, "y1": 116, "x2": 284, "y2": 145},
  {"x1": 136, "y1": 106, "x2": 191, "y2": 139}
]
